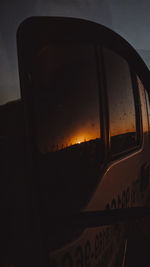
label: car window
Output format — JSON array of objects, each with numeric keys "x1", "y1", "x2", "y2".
[{"x1": 103, "y1": 48, "x2": 139, "y2": 155}]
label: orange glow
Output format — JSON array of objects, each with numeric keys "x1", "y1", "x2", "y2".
[
  {"x1": 63, "y1": 127, "x2": 99, "y2": 149},
  {"x1": 110, "y1": 120, "x2": 136, "y2": 136},
  {"x1": 48, "y1": 126, "x2": 100, "y2": 152}
]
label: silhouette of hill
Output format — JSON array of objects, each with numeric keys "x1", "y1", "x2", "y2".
[{"x1": 0, "y1": 99, "x2": 24, "y2": 139}]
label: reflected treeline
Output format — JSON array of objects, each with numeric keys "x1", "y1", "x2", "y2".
[
  {"x1": 48, "y1": 136, "x2": 98, "y2": 153},
  {"x1": 52, "y1": 137, "x2": 101, "y2": 153}
]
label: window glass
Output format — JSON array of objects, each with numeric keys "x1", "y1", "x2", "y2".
[
  {"x1": 103, "y1": 48, "x2": 138, "y2": 155},
  {"x1": 137, "y1": 76, "x2": 149, "y2": 132},
  {"x1": 145, "y1": 89, "x2": 150, "y2": 131},
  {"x1": 30, "y1": 44, "x2": 103, "y2": 211},
  {"x1": 32, "y1": 44, "x2": 101, "y2": 155}
]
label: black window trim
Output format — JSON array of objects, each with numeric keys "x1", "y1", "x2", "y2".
[
  {"x1": 96, "y1": 45, "x2": 109, "y2": 165},
  {"x1": 130, "y1": 70, "x2": 143, "y2": 147}
]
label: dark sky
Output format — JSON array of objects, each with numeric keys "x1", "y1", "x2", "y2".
[{"x1": 0, "y1": 0, "x2": 150, "y2": 105}]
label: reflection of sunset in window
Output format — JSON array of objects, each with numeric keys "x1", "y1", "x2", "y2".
[
  {"x1": 110, "y1": 116, "x2": 136, "y2": 136},
  {"x1": 49, "y1": 126, "x2": 100, "y2": 152},
  {"x1": 137, "y1": 75, "x2": 148, "y2": 133},
  {"x1": 103, "y1": 47, "x2": 137, "y2": 138},
  {"x1": 33, "y1": 44, "x2": 101, "y2": 154}
]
